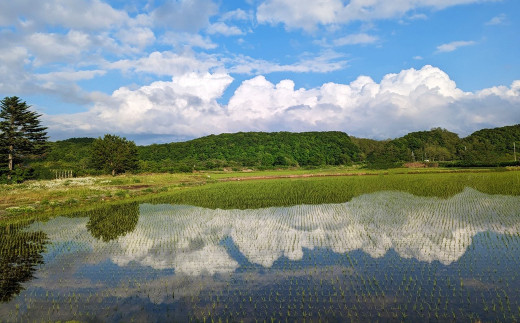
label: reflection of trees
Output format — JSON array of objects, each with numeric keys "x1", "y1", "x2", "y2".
[
  {"x1": 0, "y1": 222, "x2": 48, "y2": 302},
  {"x1": 86, "y1": 202, "x2": 139, "y2": 242}
]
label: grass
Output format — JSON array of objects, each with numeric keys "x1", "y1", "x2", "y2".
[
  {"x1": 1, "y1": 166, "x2": 519, "y2": 220},
  {"x1": 0, "y1": 173, "x2": 210, "y2": 220},
  {"x1": 202, "y1": 164, "x2": 480, "y2": 180}
]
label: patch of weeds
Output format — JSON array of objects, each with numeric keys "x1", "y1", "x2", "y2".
[
  {"x1": 65, "y1": 198, "x2": 79, "y2": 205},
  {"x1": 6, "y1": 206, "x2": 36, "y2": 215},
  {"x1": 49, "y1": 200, "x2": 61, "y2": 207},
  {"x1": 50, "y1": 191, "x2": 67, "y2": 198},
  {"x1": 156, "y1": 187, "x2": 168, "y2": 193},
  {"x1": 143, "y1": 188, "x2": 155, "y2": 193},
  {"x1": 110, "y1": 179, "x2": 125, "y2": 185},
  {"x1": 115, "y1": 190, "x2": 129, "y2": 198},
  {"x1": 40, "y1": 199, "x2": 50, "y2": 206},
  {"x1": 63, "y1": 180, "x2": 72, "y2": 186},
  {"x1": 133, "y1": 178, "x2": 141, "y2": 183}
]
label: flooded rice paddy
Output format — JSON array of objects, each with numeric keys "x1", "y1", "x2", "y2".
[{"x1": 2, "y1": 188, "x2": 520, "y2": 322}]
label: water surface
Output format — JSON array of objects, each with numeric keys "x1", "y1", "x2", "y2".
[{"x1": 1, "y1": 188, "x2": 520, "y2": 322}]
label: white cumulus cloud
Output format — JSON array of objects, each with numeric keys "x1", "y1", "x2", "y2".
[
  {"x1": 46, "y1": 65, "x2": 520, "y2": 142},
  {"x1": 48, "y1": 72, "x2": 233, "y2": 137}
]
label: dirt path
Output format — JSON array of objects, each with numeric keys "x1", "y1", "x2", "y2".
[{"x1": 218, "y1": 172, "x2": 381, "y2": 182}]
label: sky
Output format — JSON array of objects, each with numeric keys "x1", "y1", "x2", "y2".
[{"x1": 0, "y1": 0, "x2": 519, "y2": 144}]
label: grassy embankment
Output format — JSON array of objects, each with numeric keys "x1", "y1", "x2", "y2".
[{"x1": 1, "y1": 166, "x2": 519, "y2": 222}]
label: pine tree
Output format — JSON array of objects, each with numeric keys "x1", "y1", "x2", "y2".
[{"x1": 0, "y1": 96, "x2": 48, "y2": 180}]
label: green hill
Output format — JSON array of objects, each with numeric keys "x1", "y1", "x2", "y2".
[
  {"x1": 45, "y1": 137, "x2": 95, "y2": 163},
  {"x1": 366, "y1": 128, "x2": 463, "y2": 167},
  {"x1": 366, "y1": 125, "x2": 520, "y2": 167},
  {"x1": 462, "y1": 124, "x2": 520, "y2": 163},
  {"x1": 137, "y1": 131, "x2": 361, "y2": 172},
  {"x1": 31, "y1": 124, "x2": 520, "y2": 176}
]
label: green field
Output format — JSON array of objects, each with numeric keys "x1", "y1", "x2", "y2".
[
  {"x1": 152, "y1": 169, "x2": 520, "y2": 209},
  {"x1": 1, "y1": 167, "x2": 520, "y2": 221}
]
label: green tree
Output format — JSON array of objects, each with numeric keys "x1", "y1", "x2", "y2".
[
  {"x1": 0, "y1": 96, "x2": 48, "y2": 180},
  {"x1": 90, "y1": 134, "x2": 138, "y2": 176},
  {"x1": 424, "y1": 145, "x2": 451, "y2": 161}
]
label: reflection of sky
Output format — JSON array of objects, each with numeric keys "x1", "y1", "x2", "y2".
[{"x1": 27, "y1": 187, "x2": 520, "y2": 276}]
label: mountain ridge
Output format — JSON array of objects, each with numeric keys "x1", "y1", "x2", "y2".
[{"x1": 40, "y1": 124, "x2": 520, "y2": 173}]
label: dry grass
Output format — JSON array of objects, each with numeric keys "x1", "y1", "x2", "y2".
[{"x1": 0, "y1": 173, "x2": 210, "y2": 218}]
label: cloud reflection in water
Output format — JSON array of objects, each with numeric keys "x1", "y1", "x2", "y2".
[{"x1": 28, "y1": 188, "x2": 520, "y2": 276}]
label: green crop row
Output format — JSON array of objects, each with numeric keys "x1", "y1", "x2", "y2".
[{"x1": 150, "y1": 171, "x2": 520, "y2": 209}]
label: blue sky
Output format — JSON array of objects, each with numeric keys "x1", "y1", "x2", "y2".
[{"x1": 0, "y1": 0, "x2": 519, "y2": 144}]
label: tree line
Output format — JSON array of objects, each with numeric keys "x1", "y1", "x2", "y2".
[
  {"x1": 0, "y1": 97, "x2": 137, "y2": 182},
  {"x1": 1, "y1": 96, "x2": 520, "y2": 182},
  {"x1": 365, "y1": 126, "x2": 520, "y2": 168}
]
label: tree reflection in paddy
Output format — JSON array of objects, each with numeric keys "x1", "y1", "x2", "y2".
[
  {"x1": 0, "y1": 222, "x2": 48, "y2": 303},
  {"x1": 1, "y1": 188, "x2": 520, "y2": 321},
  {"x1": 86, "y1": 202, "x2": 139, "y2": 242}
]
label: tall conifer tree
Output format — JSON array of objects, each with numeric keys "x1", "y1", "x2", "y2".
[{"x1": 0, "y1": 96, "x2": 48, "y2": 180}]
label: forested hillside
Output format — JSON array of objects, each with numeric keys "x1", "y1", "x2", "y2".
[
  {"x1": 138, "y1": 131, "x2": 361, "y2": 172},
  {"x1": 462, "y1": 125, "x2": 520, "y2": 163},
  {"x1": 45, "y1": 138, "x2": 95, "y2": 164},
  {"x1": 366, "y1": 128, "x2": 464, "y2": 167},
  {"x1": 366, "y1": 125, "x2": 520, "y2": 167},
  {"x1": 24, "y1": 124, "x2": 520, "y2": 178}
]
